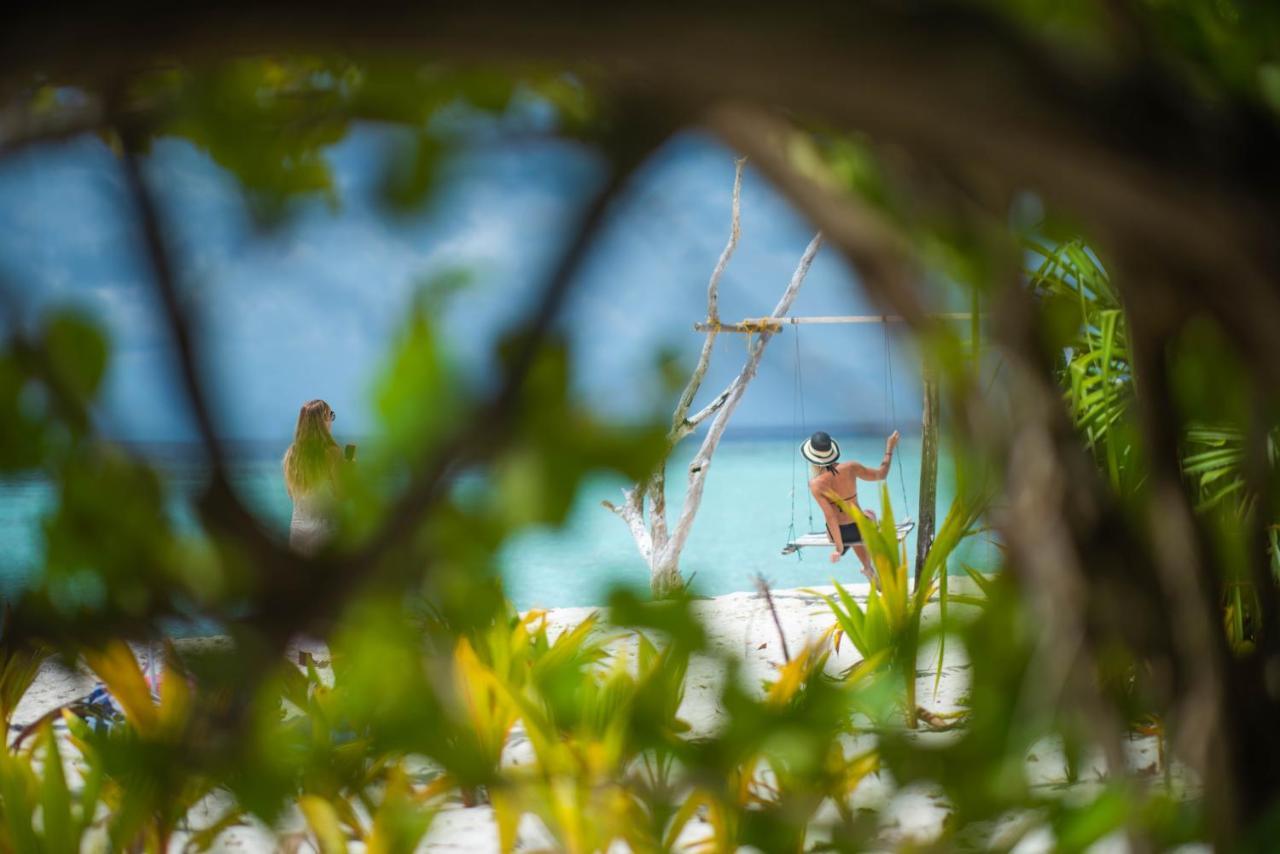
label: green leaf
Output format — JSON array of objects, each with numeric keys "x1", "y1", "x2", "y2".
[
  {"x1": 1055, "y1": 786, "x2": 1130, "y2": 851},
  {"x1": 961, "y1": 563, "x2": 995, "y2": 599},
  {"x1": 380, "y1": 133, "x2": 446, "y2": 213},
  {"x1": 0, "y1": 643, "x2": 53, "y2": 728},
  {"x1": 820, "y1": 587, "x2": 867, "y2": 658},
  {"x1": 39, "y1": 725, "x2": 74, "y2": 854},
  {"x1": 300, "y1": 795, "x2": 350, "y2": 854},
  {"x1": 43, "y1": 310, "x2": 109, "y2": 403},
  {"x1": 0, "y1": 751, "x2": 39, "y2": 853},
  {"x1": 366, "y1": 767, "x2": 432, "y2": 854}
]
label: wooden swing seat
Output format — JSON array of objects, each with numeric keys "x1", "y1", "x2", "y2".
[{"x1": 782, "y1": 519, "x2": 915, "y2": 556}]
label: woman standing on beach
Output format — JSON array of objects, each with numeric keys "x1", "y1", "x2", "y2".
[
  {"x1": 802, "y1": 429, "x2": 900, "y2": 585},
  {"x1": 283, "y1": 399, "x2": 353, "y2": 555}
]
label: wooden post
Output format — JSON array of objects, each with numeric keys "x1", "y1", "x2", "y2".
[{"x1": 914, "y1": 361, "x2": 939, "y2": 586}]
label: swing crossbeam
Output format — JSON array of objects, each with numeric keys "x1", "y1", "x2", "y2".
[
  {"x1": 696, "y1": 313, "x2": 971, "y2": 333},
  {"x1": 782, "y1": 520, "x2": 916, "y2": 555}
]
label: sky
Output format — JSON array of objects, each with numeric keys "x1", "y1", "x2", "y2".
[{"x1": 0, "y1": 116, "x2": 927, "y2": 444}]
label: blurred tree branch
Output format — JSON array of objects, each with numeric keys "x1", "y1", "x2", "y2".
[
  {"x1": 118, "y1": 127, "x2": 291, "y2": 569},
  {"x1": 1, "y1": 2, "x2": 1279, "y2": 846},
  {"x1": 0, "y1": 96, "x2": 103, "y2": 157}
]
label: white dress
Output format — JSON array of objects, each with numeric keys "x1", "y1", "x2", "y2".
[{"x1": 289, "y1": 487, "x2": 336, "y2": 556}]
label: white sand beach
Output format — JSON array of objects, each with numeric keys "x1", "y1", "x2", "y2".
[{"x1": 10, "y1": 578, "x2": 1197, "y2": 853}]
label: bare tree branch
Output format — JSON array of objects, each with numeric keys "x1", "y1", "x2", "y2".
[
  {"x1": 602, "y1": 486, "x2": 651, "y2": 561},
  {"x1": 116, "y1": 125, "x2": 291, "y2": 583},
  {"x1": 684, "y1": 387, "x2": 732, "y2": 433},
  {"x1": 670, "y1": 156, "x2": 744, "y2": 433},
  {"x1": 118, "y1": 132, "x2": 226, "y2": 472},
  {"x1": 0, "y1": 97, "x2": 103, "y2": 157},
  {"x1": 754, "y1": 574, "x2": 791, "y2": 663},
  {"x1": 650, "y1": 233, "x2": 822, "y2": 593}
]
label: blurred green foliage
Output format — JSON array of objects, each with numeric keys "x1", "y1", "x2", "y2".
[
  {"x1": 1027, "y1": 238, "x2": 1276, "y2": 656},
  {"x1": 1, "y1": 3, "x2": 1277, "y2": 845}
]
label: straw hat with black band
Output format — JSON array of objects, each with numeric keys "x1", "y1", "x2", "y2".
[{"x1": 800, "y1": 431, "x2": 840, "y2": 466}]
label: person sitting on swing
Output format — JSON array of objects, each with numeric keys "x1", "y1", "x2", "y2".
[{"x1": 802, "y1": 429, "x2": 901, "y2": 585}]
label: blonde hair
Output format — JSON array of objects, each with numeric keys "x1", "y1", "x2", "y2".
[{"x1": 283, "y1": 399, "x2": 338, "y2": 499}]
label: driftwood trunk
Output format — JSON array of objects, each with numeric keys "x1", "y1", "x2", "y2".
[{"x1": 604, "y1": 158, "x2": 822, "y2": 596}]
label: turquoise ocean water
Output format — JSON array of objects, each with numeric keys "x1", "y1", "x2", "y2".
[{"x1": 0, "y1": 436, "x2": 997, "y2": 612}]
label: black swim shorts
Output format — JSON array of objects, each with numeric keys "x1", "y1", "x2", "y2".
[{"x1": 838, "y1": 521, "x2": 863, "y2": 553}]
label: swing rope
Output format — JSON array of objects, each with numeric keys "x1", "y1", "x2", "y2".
[
  {"x1": 796, "y1": 324, "x2": 812, "y2": 529},
  {"x1": 786, "y1": 325, "x2": 812, "y2": 558},
  {"x1": 883, "y1": 319, "x2": 912, "y2": 514}
]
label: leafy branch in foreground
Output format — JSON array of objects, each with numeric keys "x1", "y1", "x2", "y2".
[{"x1": 2, "y1": 8, "x2": 1279, "y2": 843}]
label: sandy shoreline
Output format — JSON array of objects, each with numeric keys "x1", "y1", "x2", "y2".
[{"x1": 10, "y1": 578, "x2": 1198, "y2": 852}]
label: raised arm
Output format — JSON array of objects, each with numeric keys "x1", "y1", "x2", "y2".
[{"x1": 854, "y1": 430, "x2": 901, "y2": 481}]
